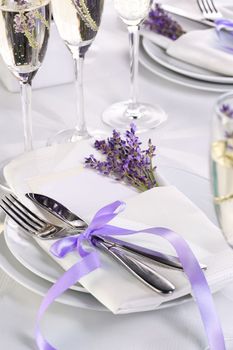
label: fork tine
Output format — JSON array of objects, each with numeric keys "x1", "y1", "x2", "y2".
[
  {"x1": 9, "y1": 194, "x2": 47, "y2": 225},
  {"x1": 197, "y1": 0, "x2": 207, "y2": 15},
  {"x1": 4, "y1": 196, "x2": 44, "y2": 229},
  {"x1": 203, "y1": 0, "x2": 212, "y2": 13},
  {"x1": 208, "y1": 0, "x2": 218, "y2": 13},
  {"x1": 0, "y1": 202, "x2": 37, "y2": 234},
  {"x1": 1, "y1": 198, "x2": 41, "y2": 232}
]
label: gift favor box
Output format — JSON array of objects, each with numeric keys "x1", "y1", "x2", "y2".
[{"x1": 0, "y1": 23, "x2": 75, "y2": 93}]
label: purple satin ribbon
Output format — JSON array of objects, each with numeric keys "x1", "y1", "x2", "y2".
[
  {"x1": 215, "y1": 19, "x2": 233, "y2": 52},
  {"x1": 35, "y1": 201, "x2": 226, "y2": 350}
]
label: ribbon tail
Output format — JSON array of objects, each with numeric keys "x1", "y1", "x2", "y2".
[
  {"x1": 35, "y1": 251, "x2": 100, "y2": 350},
  {"x1": 144, "y1": 227, "x2": 226, "y2": 350}
]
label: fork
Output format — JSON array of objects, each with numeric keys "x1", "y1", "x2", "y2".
[
  {"x1": 0, "y1": 194, "x2": 81, "y2": 239},
  {"x1": 197, "y1": 0, "x2": 222, "y2": 21}
]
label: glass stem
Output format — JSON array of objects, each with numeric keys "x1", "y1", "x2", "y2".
[
  {"x1": 128, "y1": 25, "x2": 139, "y2": 106},
  {"x1": 74, "y1": 54, "x2": 88, "y2": 136},
  {"x1": 20, "y1": 80, "x2": 33, "y2": 152}
]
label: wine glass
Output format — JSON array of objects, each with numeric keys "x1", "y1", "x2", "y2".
[
  {"x1": 0, "y1": 0, "x2": 51, "y2": 188},
  {"x1": 102, "y1": 0, "x2": 167, "y2": 132},
  {"x1": 50, "y1": 0, "x2": 104, "y2": 143},
  {"x1": 210, "y1": 92, "x2": 233, "y2": 247}
]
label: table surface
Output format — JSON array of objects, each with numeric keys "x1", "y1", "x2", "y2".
[{"x1": 1, "y1": 3, "x2": 233, "y2": 350}]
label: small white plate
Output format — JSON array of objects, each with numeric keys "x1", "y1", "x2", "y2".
[
  {"x1": 0, "y1": 233, "x2": 106, "y2": 311},
  {"x1": 4, "y1": 218, "x2": 87, "y2": 293},
  {"x1": 139, "y1": 42, "x2": 233, "y2": 92},
  {"x1": 142, "y1": 37, "x2": 233, "y2": 84}
]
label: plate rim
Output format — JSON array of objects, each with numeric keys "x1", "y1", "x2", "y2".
[
  {"x1": 142, "y1": 36, "x2": 233, "y2": 84},
  {"x1": 3, "y1": 218, "x2": 88, "y2": 293},
  {"x1": 139, "y1": 41, "x2": 233, "y2": 93},
  {"x1": 0, "y1": 233, "x2": 107, "y2": 311}
]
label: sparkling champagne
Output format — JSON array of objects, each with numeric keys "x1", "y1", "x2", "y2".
[
  {"x1": 211, "y1": 139, "x2": 233, "y2": 245},
  {"x1": 52, "y1": 0, "x2": 104, "y2": 55},
  {"x1": 0, "y1": 0, "x2": 50, "y2": 81},
  {"x1": 114, "y1": 0, "x2": 151, "y2": 25}
]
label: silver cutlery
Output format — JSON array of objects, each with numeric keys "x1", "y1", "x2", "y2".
[
  {"x1": 197, "y1": 0, "x2": 222, "y2": 21},
  {"x1": 0, "y1": 194, "x2": 176, "y2": 294},
  {"x1": 26, "y1": 193, "x2": 204, "y2": 271}
]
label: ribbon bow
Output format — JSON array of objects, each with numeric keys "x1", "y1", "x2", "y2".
[
  {"x1": 35, "y1": 201, "x2": 226, "y2": 350},
  {"x1": 50, "y1": 200, "x2": 129, "y2": 259}
]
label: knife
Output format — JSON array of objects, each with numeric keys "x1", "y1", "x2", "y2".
[
  {"x1": 26, "y1": 193, "x2": 206, "y2": 271},
  {"x1": 161, "y1": 4, "x2": 215, "y2": 27}
]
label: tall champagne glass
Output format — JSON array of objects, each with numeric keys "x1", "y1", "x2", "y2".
[
  {"x1": 0, "y1": 0, "x2": 51, "y2": 150},
  {"x1": 50, "y1": 0, "x2": 104, "y2": 143},
  {"x1": 0, "y1": 0, "x2": 51, "y2": 189},
  {"x1": 211, "y1": 92, "x2": 233, "y2": 246},
  {"x1": 102, "y1": 0, "x2": 167, "y2": 132}
]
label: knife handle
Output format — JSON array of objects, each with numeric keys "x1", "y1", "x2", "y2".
[{"x1": 93, "y1": 238, "x2": 175, "y2": 295}]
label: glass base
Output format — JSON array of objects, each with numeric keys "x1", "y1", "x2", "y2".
[
  {"x1": 47, "y1": 128, "x2": 90, "y2": 146},
  {"x1": 102, "y1": 100, "x2": 167, "y2": 132}
]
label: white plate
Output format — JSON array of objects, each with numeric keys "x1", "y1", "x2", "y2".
[
  {"x1": 142, "y1": 37, "x2": 233, "y2": 84},
  {"x1": 139, "y1": 42, "x2": 233, "y2": 92},
  {"x1": 0, "y1": 233, "x2": 106, "y2": 311},
  {"x1": 4, "y1": 218, "x2": 87, "y2": 293},
  {"x1": 0, "y1": 232, "x2": 194, "y2": 311}
]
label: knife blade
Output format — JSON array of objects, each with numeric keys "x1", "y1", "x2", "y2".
[{"x1": 161, "y1": 4, "x2": 215, "y2": 27}]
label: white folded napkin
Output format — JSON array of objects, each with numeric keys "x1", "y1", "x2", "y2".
[
  {"x1": 5, "y1": 146, "x2": 233, "y2": 314},
  {"x1": 142, "y1": 0, "x2": 233, "y2": 76},
  {"x1": 23, "y1": 185, "x2": 233, "y2": 314}
]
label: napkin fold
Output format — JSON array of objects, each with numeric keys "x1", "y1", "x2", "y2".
[
  {"x1": 23, "y1": 181, "x2": 233, "y2": 314},
  {"x1": 142, "y1": 0, "x2": 233, "y2": 76}
]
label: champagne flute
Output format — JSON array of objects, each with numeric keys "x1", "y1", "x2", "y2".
[
  {"x1": 0, "y1": 0, "x2": 51, "y2": 188},
  {"x1": 211, "y1": 92, "x2": 233, "y2": 246},
  {"x1": 102, "y1": 0, "x2": 167, "y2": 132},
  {"x1": 50, "y1": 0, "x2": 104, "y2": 143}
]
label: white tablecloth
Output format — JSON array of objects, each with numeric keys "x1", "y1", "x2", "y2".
[{"x1": 0, "y1": 2, "x2": 233, "y2": 349}]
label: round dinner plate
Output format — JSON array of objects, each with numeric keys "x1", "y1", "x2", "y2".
[
  {"x1": 142, "y1": 36, "x2": 233, "y2": 84},
  {"x1": 139, "y1": 41, "x2": 233, "y2": 93}
]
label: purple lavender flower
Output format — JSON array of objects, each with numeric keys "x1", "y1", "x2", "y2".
[
  {"x1": 144, "y1": 3, "x2": 185, "y2": 40},
  {"x1": 85, "y1": 124, "x2": 157, "y2": 192}
]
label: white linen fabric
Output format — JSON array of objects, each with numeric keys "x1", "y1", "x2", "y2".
[
  {"x1": 5, "y1": 147, "x2": 233, "y2": 314},
  {"x1": 142, "y1": 1, "x2": 233, "y2": 76}
]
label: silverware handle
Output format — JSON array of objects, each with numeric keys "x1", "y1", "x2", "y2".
[
  {"x1": 98, "y1": 236, "x2": 207, "y2": 271},
  {"x1": 93, "y1": 238, "x2": 175, "y2": 295},
  {"x1": 99, "y1": 236, "x2": 183, "y2": 270}
]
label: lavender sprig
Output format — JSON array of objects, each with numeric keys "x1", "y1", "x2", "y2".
[
  {"x1": 85, "y1": 124, "x2": 157, "y2": 192},
  {"x1": 144, "y1": 3, "x2": 185, "y2": 41}
]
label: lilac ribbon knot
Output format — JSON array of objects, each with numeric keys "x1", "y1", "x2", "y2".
[{"x1": 35, "y1": 201, "x2": 226, "y2": 350}]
